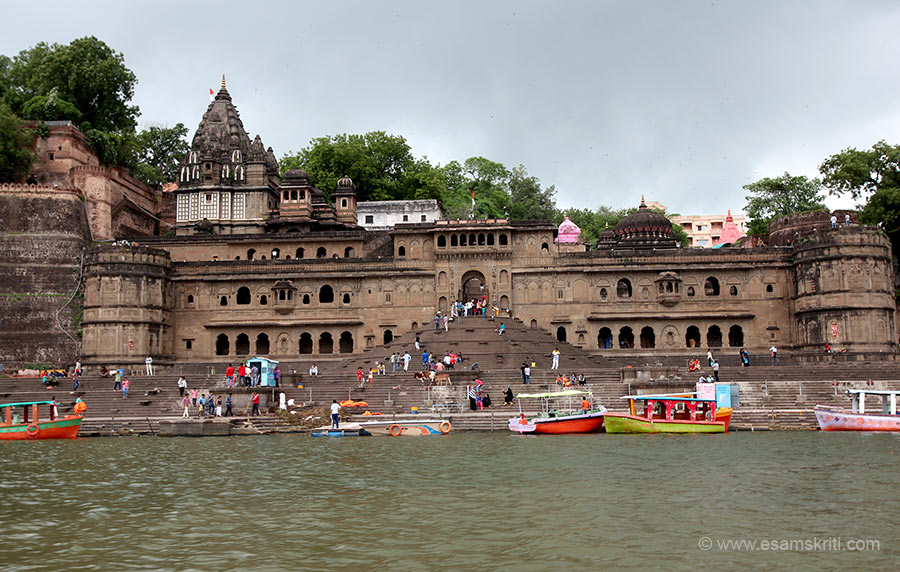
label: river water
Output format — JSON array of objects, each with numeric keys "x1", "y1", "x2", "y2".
[{"x1": 0, "y1": 431, "x2": 897, "y2": 571}]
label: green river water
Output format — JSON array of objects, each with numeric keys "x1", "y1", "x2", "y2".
[{"x1": 0, "y1": 431, "x2": 897, "y2": 571}]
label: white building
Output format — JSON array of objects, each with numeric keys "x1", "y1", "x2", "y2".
[{"x1": 357, "y1": 199, "x2": 443, "y2": 230}]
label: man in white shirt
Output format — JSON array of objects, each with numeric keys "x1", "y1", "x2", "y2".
[
  {"x1": 403, "y1": 352, "x2": 411, "y2": 371},
  {"x1": 769, "y1": 346, "x2": 778, "y2": 365},
  {"x1": 145, "y1": 355, "x2": 153, "y2": 376},
  {"x1": 330, "y1": 400, "x2": 341, "y2": 429}
]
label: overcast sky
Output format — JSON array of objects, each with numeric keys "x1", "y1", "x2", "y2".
[{"x1": 4, "y1": 1, "x2": 899, "y2": 214}]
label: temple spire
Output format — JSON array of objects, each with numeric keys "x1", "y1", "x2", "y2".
[{"x1": 221, "y1": 74, "x2": 226, "y2": 89}]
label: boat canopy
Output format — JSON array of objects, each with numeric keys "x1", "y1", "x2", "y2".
[
  {"x1": 846, "y1": 389, "x2": 900, "y2": 396},
  {"x1": 0, "y1": 401, "x2": 56, "y2": 408},
  {"x1": 516, "y1": 390, "x2": 592, "y2": 399},
  {"x1": 620, "y1": 394, "x2": 716, "y2": 404}
]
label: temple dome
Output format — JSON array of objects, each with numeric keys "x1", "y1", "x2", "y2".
[
  {"x1": 337, "y1": 175, "x2": 355, "y2": 190},
  {"x1": 283, "y1": 168, "x2": 310, "y2": 185},
  {"x1": 189, "y1": 82, "x2": 253, "y2": 163},
  {"x1": 556, "y1": 215, "x2": 582, "y2": 243},
  {"x1": 614, "y1": 198, "x2": 673, "y2": 237}
]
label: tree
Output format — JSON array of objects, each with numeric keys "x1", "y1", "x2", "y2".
[
  {"x1": 130, "y1": 123, "x2": 190, "y2": 189},
  {"x1": 0, "y1": 101, "x2": 34, "y2": 182},
  {"x1": 507, "y1": 165, "x2": 556, "y2": 220},
  {"x1": 743, "y1": 172, "x2": 826, "y2": 236},
  {"x1": 3, "y1": 36, "x2": 138, "y2": 133}
]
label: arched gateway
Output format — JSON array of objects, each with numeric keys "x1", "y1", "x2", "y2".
[{"x1": 460, "y1": 270, "x2": 487, "y2": 302}]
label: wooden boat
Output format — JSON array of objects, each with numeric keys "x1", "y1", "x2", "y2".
[
  {"x1": 0, "y1": 401, "x2": 82, "y2": 440},
  {"x1": 356, "y1": 419, "x2": 452, "y2": 436},
  {"x1": 508, "y1": 390, "x2": 607, "y2": 434},
  {"x1": 604, "y1": 393, "x2": 732, "y2": 434},
  {"x1": 815, "y1": 389, "x2": 900, "y2": 431}
]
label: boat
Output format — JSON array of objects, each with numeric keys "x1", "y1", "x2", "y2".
[
  {"x1": 603, "y1": 393, "x2": 732, "y2": 434},
  {"x1": 814, "y1": 389, "x2": 900, "y2": 431},
  {"x1": 356, "y1": 418, "x2": 452, "y2": 436},
  {"x1": 0, "y1": 401, "x2": 83, "y2": 440},
  {"x1": 508, "y1": 389, "x2": 607, "y2": 434}
]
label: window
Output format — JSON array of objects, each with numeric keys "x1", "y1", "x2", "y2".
[
  {"x1": 302, "y1": 294, "x2": 310, "y2": 304},
  {"x1": 541, "y1": 242, "x2": 550, "y2": 252},
  {"x1": 365, "y1": 215, "x2": 374, "y2": 224},
  {"x1": 316, "y1": 247, "x2": 327, "y2": 258},
  {"x1": 237, "y1": 287, "x2": 251, "y2": 305},
  {"x1": 220, "y1": 296, "x2": 228, "y2": 306},
  {"x1": 271, "y1": 248, "x2": 280, "y2": 259},
  {"x1": 437, "y1": 236, "x2": 447, "y2": 248},
  {"x1": 185, "y1": 340, "x2": 193, "y2": 350},
  {"x1": 187, "y1": 294, "x2": 194, "y2": 304},
  {"x1": 247, "y1": 249, "x2": 256, "y2": 261},
  {"x1": 499, "y1": 234, "x2": 508, "y2": 246},
  {"x1": 421, "y1": 215, "x2": 427, "y2": 222},
  {"x1": 617, "y1": 279, "x2": 632, "y2": 298},
  {"x1": 487, "y1": 233, "x2": 495, "y2": 245},
  {"x1": 766, "y1": 284, "x2": 774, "y2": 293},
  {"x1": 319, "y1": 285, "x2": 334, "y2": 304},
  {"x1": 344, "y1": 246, "x2": 354, "y2": 258},
  {"x1": 403, "y1": 215, "x2": 409, "y2": 222},
  {"x1": 704, "y1": 277, "x2": 720, "y2": 296},
  {"x1": 343, "y1": 293, "x2": 350, "y2": 304},
  {"x1": 398, "y1": 246, "x2": 406, "y2": 257},
  {"x1": 729, "y1": 285, "x2": 738, "y2": 296},
  {"x1": 260, "y1": 295, "x2": 268, "y2": 305},
  {"x1": 451, "y1": 234, "x2": 458, "y2": 247},
  {"x1": 296, "y1": 247, "x2": 304, "y2": 259},
  {"x1": 341, "y1": 199, "x2": 347, "y2": 208},
  {"x1": 697, "y1": 239, "x2": 708, "y2": 247},
  {"x1": 687, "y1": 286, "x2": 695, "y2": 297},
  {"x1": 599, "y1": 288, "x2": 608, "y2": 301}
]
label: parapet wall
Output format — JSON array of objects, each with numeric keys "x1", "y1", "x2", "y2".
[
  {"x1": 0, "y1": 184, "x2": 90, "y2": 367},
  {"x1": 768, "y1": 210, "x2": 857, "y2": 246}
]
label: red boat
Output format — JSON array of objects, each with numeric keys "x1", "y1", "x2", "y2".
[
  {"x1": 509, "y1": 390, "x2": 607, "y2": 434},
  {"x1": 815, "y1": 389, "x2": 900, "y2": 431},
  {"x1": 0, "y1": 401, "x2": 82, "y2": 440}
]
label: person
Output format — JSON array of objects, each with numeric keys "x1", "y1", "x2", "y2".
[
  {"x1": 190, "y1": 387, "x2": 198, "y2": 407},
  {"x1": 740, "y1": 348, "x2": 749, "y2": 367},
  {"x1": 443, "y1": 314, "x2": 450, "y2": 332},
  {"x1": 215, "y1": 397, "x2": 223, "y2": 417},
  {"x1": 476, "y1": 393, "x2": 484, "y2": 410},
  {"x1": 770, "y1": 345, "x2": 778, "y2": 365},
  {"x1": 845, "y1": 213, "x2": 851, "y2": 227},
  {"x1": 498, "y1": 322, "x2": 506, "y2": 335},
  {"x1": 225, "y1": 364, "x2": 235, "y2": 387},
  {"x1": 113, "y1": 369, "x2": 122, "y2": 391},
  {"x1": 581, "y1": 397, "x2": 591, "y2": 413},
  {"x1": 72, "y1": 361, "x2": 81, "y2": 392},
  {"x1": 830, "y1": 214, "x2": 837, "y2": 228},
  {"x1": 198, "y1": 394, "x2": 206, "y2": 417},
  {"x1": 279, "y1": 392, "x2": 286, "y2": 410},
  {"x1": 377, "y1": 361, "x2": 386, "y2": 375},
  {"x1": 73, "y1": 397, "x2": 87, "y2": 417},
  {"x1": 390, "y1": 352, "x2": 397, "y2": 372},
  {"x1": 177, "y1": 376, "x2": 187, "y2": 397},
  {"x1": 121, "y1": 377, "x2": 130, "y2": 399},
  {"x1": 309, "y1": 364, "x2": 318, "y2": 376},
  {"x1": 824, "y1": 343, "x2": 833, "y2": 354},
  {"x1": 367, "y1": 368, "x2": 374, "y2": 387},
  {"x1": 182, "y1": 395, "x2": 191, "y2": 418},
  {"x1": 207, "y1": 394, "x2": 216, "y2": 417},
  {"x1": 250, "y1": 365, "x2": 259, "y2": 387},
  {"x1": 707, "y1": 350, "x2": 714, "y2": 367},
  {"x1": 225, "y1": 393, "x2": 234, "y2": 416},
  {"x1": 551, "y1": 348, "x2": 560, "y2": 370},
  {"x1": 520, "y1": 362, "x2": 527, "y2": 384},
  {"x1": 50, "y1": 397, "x2": 59, "y2": 418},
  {"x1": 238, "y1": 363, "x2": 247, "y2": 387},
  {"x1": 98, "y1": 366, "x2": 110, "y2": 378},
  {"x1": 415, "y1": 334, "x2": 420, "y2": 351},
  {"x1": 145, "y1": 355, "x2": 153, "y2": 376},
  {"x1": 273, "y1": 366, "x2": 280, "y2": 387},
  {"x1": 422, "y1": 351, "x2": 430, "y2": 370},
  {"x1": 524, "y1": 363, "x2": 531, "y2": 384},
  {"x1": 356, "y1": 368, "x2": 364, "y2": 385},
  {"x1": 330, "y1": 399, "x2": 340, "y2": 429},
  {"x1": 504, "y1": 386, "x2": 514, "y2": 406},
  {"x1": 712, "y1": 361, "x2": 720, "y2": 382},
  {"x1": 403, "y1": 351, "x2": 411, "y2": 371},
  {"x1": 251, "y1": 392, "x2": 260, "y2": 416}
]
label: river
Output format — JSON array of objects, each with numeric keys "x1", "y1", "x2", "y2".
[{"x1": 0, "y1": 431, "x2": 897, "y2": 571}]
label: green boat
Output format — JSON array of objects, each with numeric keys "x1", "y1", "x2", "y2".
[{"x1": 604, "y1": 393, "x2": 732, "y2": 434}]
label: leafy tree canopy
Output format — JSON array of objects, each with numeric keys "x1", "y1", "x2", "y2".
[
  {"x1": 0, "y1": 100, "x2": 34, "y2": 182},
  {"x1": 129, "y1": 123, "x2": 190, "y2": 189},
  {"x1": 743, "y1": 172, "x2": 826, "y2": 236}
]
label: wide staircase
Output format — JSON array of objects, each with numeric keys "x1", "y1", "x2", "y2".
[{"x1": 6, "y1": 320, "x2": 900, "y2": 433}]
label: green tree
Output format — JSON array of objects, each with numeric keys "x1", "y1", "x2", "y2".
[
  {"x1": 743, "y1": 172, "x2": 826, "y2": 236},
  {"x1": 130, "y1": 123, "x2": 190, "y2": 189},
  {"x1": 820, "y1": 141, "x2": 900, "y2": 245},
  {"x1": 3, "y1": 36, "x2": 137, "y2": 133},
  {"x1": 507, "y1": 165, "x2": 556, "y2": 220},
  {"x1": 0, "y1": 101, "x2": 34, "y2": 182},
  {"x1": 20, "y1": 87, "x2": 82, "y2": 123}
]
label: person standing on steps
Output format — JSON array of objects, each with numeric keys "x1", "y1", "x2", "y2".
[
  {"x1": 712, "y1": 360, "x2": 720, "y2": 382},
  {"x1": 520, "y1": 362, "x2": 527, "y2": 384},
  {"x1": 770, "y1": 345, "x2": 778, "y2": 365},
  {"x1": 415, "y1": 334, "x2": 420, "y2": 351},
  {"x1": 145, "y1": 355, "x2": 153, "y2": 376},
  {"x1": 121, "y1": 377, "x2": 130, "y2": 399},
  {"x1": 225, "y1": 393, "x2": 234, "y2": 416},
  {"x1": 114, "y1": 369, "x2": 122, "y2": 392},
  {"x1": 225, "y1": 364, "x2": 235, "y2": 388},
  {"x1": 707, "y1": 350, "x2": 715, "y2": 367},
  {"x1": 504, "y1": 386, "x2": 514, "y2": 405},
  {"x1": 182, "y1": 394, "x2": 191, "y2": 418},
  {"x1": 251, "y1": 392, "x2": 260, "y2": 416},
  {"x1": 422, "y1": 350, "x2": 430, "y2": 371},
  {"x1": 177, "y1": 376, "x2": 187, "y2": 397},
  {"x1": 331, "y1": 400, "x2": 341, "y2": 429},
  {"x1": 740, "y1": 347, "x2": 750, "y2": 367},
  {"x1": 524, "y1": 363, "x2": 531, "y2": 384},
  {"x1": 403, "y1": 351, "x2": 411, "y2": 371},
  {"x1": 551, "y1": 348, "x2": 560, "y2": 370},
  {"x1": 190, "y1": 387, "x2": 198, "y2": 408}
]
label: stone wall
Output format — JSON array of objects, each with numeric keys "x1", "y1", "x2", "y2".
[{"x1": 0, "y1": 184, "x2": 90, "y2": 367}]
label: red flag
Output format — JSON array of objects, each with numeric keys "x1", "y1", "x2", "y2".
[{"x1": 209, "y1": 88, "x2": 214, "y2": 96}]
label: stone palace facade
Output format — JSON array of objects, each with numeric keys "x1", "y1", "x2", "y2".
[{"x1": 77, "y1": 83, "x2": 897, "y2": 366}]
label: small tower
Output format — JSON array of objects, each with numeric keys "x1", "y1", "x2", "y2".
[{"x1": 334, "y1": 175, "x2": 358, "y2": 226}]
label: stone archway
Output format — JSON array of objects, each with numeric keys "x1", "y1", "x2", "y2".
[{"x1": 460, "y1": 270, "x2": 486, "y2": 302}]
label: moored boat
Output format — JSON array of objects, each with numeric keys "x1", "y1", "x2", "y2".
[
  {"x1": 508, "y1": 390, "x2": 607, "y2": 434},
  {"x1": 604, "y1": 393, "x2": 731, "y2": 434},
  {"x1": 357, "y1": 419, "x2": 452, "y2": 436},
  {"x1": 0, "y1": 401, "x2": 82, "y2": 440},
  {"x1": 815, "y1": 389, "x2": 900, "y2": 431}
]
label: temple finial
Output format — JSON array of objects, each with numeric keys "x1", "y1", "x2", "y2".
[
  {"x1": 727, "y1": 209, "x2": 731, "y2": 216},
  {"x1": 640, "y1": 194, "x2": 646, "y2": 206},
  {"x1": 221, "y1": 74, "x2": 226, "y2": 89}
]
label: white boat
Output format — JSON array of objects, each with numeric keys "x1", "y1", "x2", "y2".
[
  {"x1": 815, "y1": 389, "x2": 900, "y2": 431},
  {"x1": 357, "y1": 418, "x2": 452, "y2": 436}
]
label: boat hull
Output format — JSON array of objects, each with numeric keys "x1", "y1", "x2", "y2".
[
  {"x1": 814, "y1": 406, "x2": 900, "y2": 431},
  {"x1": 509, "y1": 410, "x2": 606, "y2": 434},
  {"x1": 604, "y1": 412, "x2": 729, "y2": 434},
  {"x1": 0, "y1": 416, "x2": 82, "y2": 440},
  {"x1": 357, "y1": 419, "x2": 450, "y2": 436}
]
